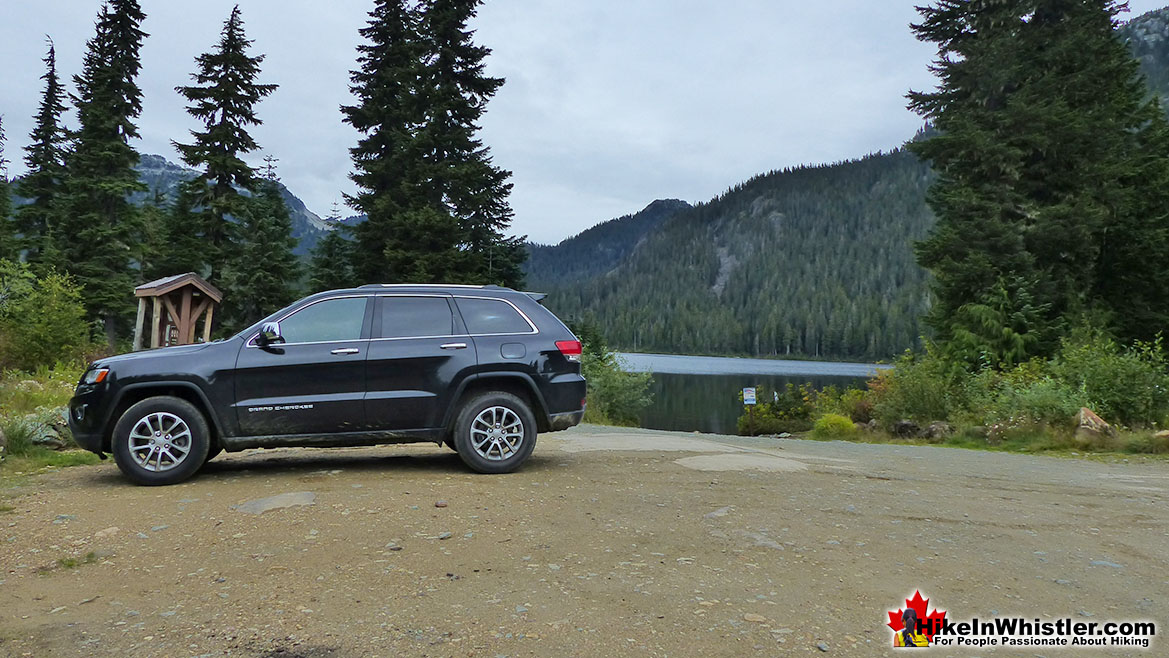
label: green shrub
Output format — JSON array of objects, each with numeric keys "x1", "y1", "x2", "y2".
[
  {"x1": 814, "y1": 386, "x2": 873, "y2": 423},
  {"x1": 1122, "y1": 432, "x2": 1169, "y2": 455},
  {"x1": 571, "y1": 318, "x2": 654, "y2": 427},
  {"x1": 870, "y1": 345, "x2": 971, "y2": 427},
  {"x1": 0, "y1": 265, "x2": 94, "y2": 372},
  {"x1": 1049, "y1": 331, "x2": 1169, "y2": 427},
  {"x1": 737, "y1": 383, "x2": 817, "y2": 436},
  {"x1": 811, "y1": 413, "x2": 858, "y2": 439},
  {"x1": 582, "y1": 352, "x2": 653, "y2": 426},
  {"x1": 0, "y1": 419, "x2": 35, "y2": 457}
]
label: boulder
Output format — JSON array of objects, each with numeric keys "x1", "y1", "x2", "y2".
[
  {"x1": 892, "y1": 420, "x2": 920, "y2": 438},
  {"x1": 1154, "y1": 430, "x2": 1169, "y2": 440},
  {"x1": 924, "y1": 421, "x2": 954, "y2": 440},
  {"x1": 21, "y1": 407, "x2": 74, "y2": 451},
  {"x1": 1075, "y1": 406, "x2": 1112, "y2": 437},
  {"x1": 1075, "y1": 407, "x2": 1116, "y2": 447},
  {"x1": 865, "y1": 419, "x2": 880, "y2": 432}
]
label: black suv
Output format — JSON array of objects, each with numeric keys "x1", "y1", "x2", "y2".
[{"x1": 68, "y1": 285, "x2": 586, "y2": 485}]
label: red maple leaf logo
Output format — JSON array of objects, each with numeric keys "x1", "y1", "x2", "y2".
[{"x1": 887, "y1": 590, "x2": 947, "y2": 642}]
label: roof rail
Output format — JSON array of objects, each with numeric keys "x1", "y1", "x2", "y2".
[{"x1": 357, "y1": 283, "x2": 491, "y2": 289}]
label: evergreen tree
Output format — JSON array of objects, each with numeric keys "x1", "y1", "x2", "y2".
[
  {"x1": 0, "y1": 115, "x2": 15, "y2": 261},
  {"x1": 56, "y1": 0, "x2": 148, "y2": 347},
  {"x1": 221, "y1": 174, "x2": 300, "y2": 329},
  {"x1": 420, "y1": 0, "x2": 525, "y2": 286},
  {"x1": 173, "y1": 5, "x2": 277, "y2": 279},
  {"x1": 343, "y1": 0, "x2": 523, "y2": 286},
  {"x1": 908, "y1": 0, "x2": 1169, "y2": 362},
  {"x1": 15, "y1": 39, "x2": 69, "y2": 266},
  {"x1": 308, "y1": 230, "x2": 355, "y2": 292}
]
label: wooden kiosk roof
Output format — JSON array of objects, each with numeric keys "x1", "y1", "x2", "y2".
[{"x1": 134, "y1": 273, "x2": 223, "y2": 303}]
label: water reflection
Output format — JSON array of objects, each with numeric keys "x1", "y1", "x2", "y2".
[{"x1": 639, "y1": 372, "x2": 866, "y2": 435}]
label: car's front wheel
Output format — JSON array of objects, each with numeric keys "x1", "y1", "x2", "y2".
[
  {"x1": 111, "y1": 396, "x2": 210, "y2": 486},
  {"x1": 452, "y1": 392, "x2": 537, "y2": 474}
]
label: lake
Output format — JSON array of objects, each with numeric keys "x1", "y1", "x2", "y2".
[{"x1": 615, "y1": 353, "x2": 889, "y2": 435}]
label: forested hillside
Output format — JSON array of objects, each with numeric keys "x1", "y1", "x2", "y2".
[
  {"x1": 525, "y1": 199, "x2": 690, "y2": 288},
  {"x1": 532, "y1": 150, "x2": 935, "y2": 360},
  {"x1": 527, "y1": 6, "x2": 1169, "y2": 361}
]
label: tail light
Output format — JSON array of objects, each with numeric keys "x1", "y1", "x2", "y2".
[{"x1": 556, "y1": 340, "x2": 582, "y2": 362}]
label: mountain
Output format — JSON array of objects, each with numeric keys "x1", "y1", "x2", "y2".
[
  {"x1": 528, "y1": 151, "x2": 935, "y2": 360},
  {"x1": 525, "y1": 199, "x2": 691, "y2": 288},
  {"x1": 527, "y1": 6, "x2": 1169, "y2": 361},
  {"x1": 133, "y1": 154, "x2": 333, "y2": 255}
]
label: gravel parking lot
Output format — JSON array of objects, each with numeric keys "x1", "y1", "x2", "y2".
[{"x1": 2, "y1": 425, "x2": 1167, "y2": 657}]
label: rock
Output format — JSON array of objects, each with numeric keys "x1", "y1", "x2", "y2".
[
  {"x1": 1090, "y1": 559, "x2": 1124, "y2": 569},
  {"x1": 94, "y1": 527, "x2": 120, "y2": 539},
  {"x1": 776, "y1": 432, "x2": 792, "y2": 439},
  {"x1": 743, "y1": 613, "x2": 767, "y2": 623},
  {"x1": 434, "y1": 500, "x2": 448, "y2": 508},
  {"x1": 892, "y1": 420, "x2": 920, "y2": 438},
  {"x1": 704, "y1": 506, "x2": 733, "y2": 519},
  {"x1": 865, "y1": 419, "x2": 880, "y2": 432},
  {"x1": 515, "y1": 605, "x2": 528, "y2": 613},
  {"x1": 924, "y1": 421, "x2": 954, "y2": 440},
  {"x1": 20, "y1": 408, "x2": 73, "y2": 451},
  {"x1": 1154, "y1": 430, "x2": 1169, "y2": 440},
  {"x1": 233, "y1": 492, "x2": 317, "y2": 515},
  {"x1": 1075, "y1": 408, "x2": 1116, "y2": 446},
  {"x1": 436, "y1": 531, "x2": 453, "y2": 540},
  {"x1": 817, "y1": 641, "x2": 830, "y2": 652}
]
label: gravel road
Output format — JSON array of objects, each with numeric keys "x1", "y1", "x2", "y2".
[{"x1": 2, "y1": 425, "x2": 1166, "y2": 657}]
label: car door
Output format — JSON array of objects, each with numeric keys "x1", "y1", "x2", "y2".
[
  {"x1": 364, "y1": 295, "x2": 477, "y2": 431},
  {"x1": 234, "y1": 295, "x2": 373, "y2": 436}
]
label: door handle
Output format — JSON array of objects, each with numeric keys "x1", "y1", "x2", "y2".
[
  {"x1": 330, "y1": 348, "x2": 361, "y2": 355},
  {"x1": 440, "y1": 342, "x2": 468, "y2": 350}
]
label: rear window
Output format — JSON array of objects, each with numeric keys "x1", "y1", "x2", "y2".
[
  {"x1": 456, "y1": 298, "x2": 533, "y2": 335},
  {"x1": 379, "y1": 296, "x2": 455, "y2": 338}
]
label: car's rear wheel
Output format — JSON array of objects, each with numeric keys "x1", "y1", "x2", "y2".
[
  {"x1": 112, "y1": 397, "x2": 210, "y2": 486},
  {"x1": 452, "y1": 392, "x2": 537, "y2": 474}
]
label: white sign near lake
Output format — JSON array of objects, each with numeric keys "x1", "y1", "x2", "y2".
[{"x1": 743, "y1": 387, "x2": 756, "y2": 405}]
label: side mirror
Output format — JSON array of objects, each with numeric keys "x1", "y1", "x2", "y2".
[{"x1": 257, "y1": 321, "x2": 284, "y2": 347}]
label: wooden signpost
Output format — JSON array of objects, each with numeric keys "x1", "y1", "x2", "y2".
[{"x1": 131, "y1": 273, "x2": 223, "y2": 351}]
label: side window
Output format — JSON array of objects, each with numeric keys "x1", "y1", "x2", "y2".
[
  {"x1": 456, "y1": 298, "x2": 534, "y2": 335},
  {"x1": 379, "y1": 297, "x2": 455, "y2": 338},
  {"x1": 278, "y1": 297, "x2": 368, "y2": 344}
]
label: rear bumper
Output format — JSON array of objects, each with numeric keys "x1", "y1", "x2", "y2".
[{"x1": 546, "y1": 408, "x2": 585, "y2": 432}]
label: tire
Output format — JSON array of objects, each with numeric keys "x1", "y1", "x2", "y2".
[
  {"x1": 452, "y1": 392, "x2": 537, "y2": 474},
  {"x1": 202, "y1": 444, "x2": 224, "y2": 466},
  {"x1": 111, "y1": 396, "x2": 211, "y2": 486}
]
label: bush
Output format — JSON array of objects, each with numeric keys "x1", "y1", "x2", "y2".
[
  {"x1": 814, "y1": 386, "x2": 873, "y2": 423},
  {"x1": 870, "y1": 345, "x2": 971, "y2": 427},
  {"x1": 1049, "y1": 331, "x2": 1169, "y2": 428},
  {"x1": 571, "y1": 318, "x2": 654, "y2": 427},
  {"x1": 811, "y1": 413, "x2": 858, "y2": 440},
  {"x1": 737, "y1": 383, "x2": 817, "y2": 436},
  {"x1": 0, "y1": 262, "x2": 94, "y2": 372}
]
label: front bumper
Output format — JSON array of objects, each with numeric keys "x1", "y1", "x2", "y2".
[{"x1": 68, "y1": 388, "x2": 110, "y2": 454}]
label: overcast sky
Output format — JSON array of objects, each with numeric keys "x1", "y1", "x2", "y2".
[{"x1": 2, "y1": 1, "x2": 1166, "y2": 244}]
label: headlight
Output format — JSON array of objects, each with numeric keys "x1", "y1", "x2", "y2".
[{"x1": 83, "y1": 368, "x2": 110, "y2": 384}]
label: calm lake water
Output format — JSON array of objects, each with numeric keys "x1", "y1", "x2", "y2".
[{"x1": 615, "y1": 353, "x2": 889, "y2": 435}]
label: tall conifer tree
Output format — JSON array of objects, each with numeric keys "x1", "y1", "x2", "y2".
[
  {"x1": 421, "y1": 0, "x2": 525, "y2": 286},
  {"x1": 343, "y1": 0, "x2": 524, "y2": 286},
  {"x1": 57, "y1": 0, "x2": 148, "y2": 347},
  {"x1": 221, "y1": 167, "x2": 300, "y2": 329},
  {"x1": 15, "y1": 40, "x2": 69, "y2": 266},
  {"x1": 173, "y1": 5, "x2": 276, "y2": 280},
  {"x1": 908, "y1": 0, "x2": 1169, "y2": 363},
  {"x1": 0, "y1": 116, "x2": 15, "y2": 261}
]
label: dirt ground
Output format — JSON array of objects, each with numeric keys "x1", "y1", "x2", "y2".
[{"x1": 1, "y1": 425, "x2": 1167, "y2": 657}]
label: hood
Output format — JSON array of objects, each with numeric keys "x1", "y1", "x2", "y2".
[{"x1": 95, "y1": 341, "x2": 223, "y2": 368}]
